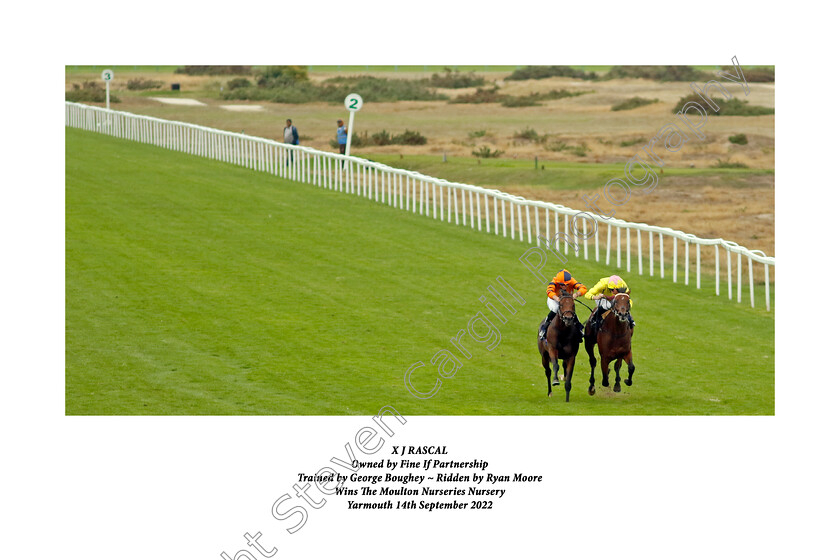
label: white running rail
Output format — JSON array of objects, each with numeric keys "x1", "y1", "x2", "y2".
[{"x1": 66, "y1": 102, "x2": 775, "y2": 310}]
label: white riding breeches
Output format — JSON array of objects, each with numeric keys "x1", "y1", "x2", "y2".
[
  {"x1": 597, "y1": 298, "x2": 613, "y2": 310},
  {"x1": 547, "y1": 297, "x2": 560, "y2": 313}
]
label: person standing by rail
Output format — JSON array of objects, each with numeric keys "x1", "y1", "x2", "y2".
[
  {"x1": 336, "y1": 119, "x2": 348, "y2": 155},
  {"x1": 284, "y1": 119, "x2": 299, "y2": 165}
]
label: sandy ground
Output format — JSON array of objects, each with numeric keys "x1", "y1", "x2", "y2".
[
  {"x1": 219, "y1": 105, "x2": 264, "y2": 112},
  {"x1": 150, "y1": 97, "x2": 206, "y2": 106},
  {"x1": 506, "y1": 178, "x2": 774, "y2": 256}
]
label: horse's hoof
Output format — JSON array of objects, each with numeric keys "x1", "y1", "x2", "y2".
[
  {"x1": 559, "y1": 374, "x2": 565, "y2": 382},
  {"x1": 565, "y1": 395, "x2": 570, "y2": 403},
  {"x1": 614, "y1": 383, "x2": 621, "y2": 393},
  {"x1": 588, "y1": 387, "x2": 596, "y2": 396},
  {"x1": 602, "y1": 381, "x2": 609, "y2": 387},
  {"x1": 552, "y1": 380, "x2": 559, "y2": 386},
  {"x1": 548, "y1": 392, "x2": 552, "y2": 397},
  {"x1": 625, "y1": 378, "x2": 632, "y2": 386}
]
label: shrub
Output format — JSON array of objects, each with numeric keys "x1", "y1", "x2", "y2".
[
  {"x1": 427, "y1": 67, "x2": 486, "y2": 88},
  {"x1": 371, "y1": 130, "x2": 393, "y2": 146},
  {"x1": 712, "y1": 158, "x2": 748, "y2": 169},
  {"x1": 257, "y1": 66, "x2": 309, "y2": 87},
  {"x1": 546, "y1": 141, "x2": 589, "y2": 156},
  {"x1": 328, "y1": 129, "x2": 427, "y2": 147},
  {"x1": 449, "y1": 86, "x2": 505, "y2": 104},
  {"x1": 539, "y1": 88, "x2": 592, "y2": 100},
  {"x1": 472, "y1": 146, "x2": 504, "y2": 158},
  {"x1": 226, "y1": 78, "x2": 252, "y2": 90},
  {"x1": 514, "y1": 127, "x2": 542, "y2": 142},
  {"x1": 468, "y1": 130, "x2": 487, "y2": 138},
  {"x1": 602, "y1": 66, "x2": 713, "y2": 82},
  {"x1": 728, "y1": 133, "x2": 748, "y2": 145},
  {"x1": 451, "y1": 87, "x2": 592, "y2": 106},
  {"x1": 175, "y1": 66, "x2": 251, "y2": 75},
  {"x1": 320, "y1": 76, "x2": 445, "y2": 102},
  {"x1": 506, "y1": 66, "x2": 597, "y2": 81},
  {"x1": 392, "y1": 130, "x2": 427, "y2": 145},
  {"x1": 126, "y1": 78, "x2": 164, "y2": 90},
  {"x1": 672, "y1": 94, "x2": 774, "y2": 116},
  {"x1": 501, "y1": 95, "x2": 541, "y2": 107},
  {"x1": 221, "y1": 84, "x2": 320, "y2": 103},
  {"x1": 66, "y1": 81, "x2": 120, "y2": 103},
  {"x1": 716, "y1": 98, "x2": 774, "y2": 116},
  {"x1": 620, "y1": 137, "x2": 646, "y2": 147},
  {"x1": 739, "y1": 66, "x2": 774, "y2": 83},
  {"x1": 329, "y1": 132, "x2": 368, "y2": 149},
  {"x1": 611, "y1": 97, "x2": 659, "y2": 111},
  {"x1": 569, "y1": 143, "x2": 590, "y2": 157}
]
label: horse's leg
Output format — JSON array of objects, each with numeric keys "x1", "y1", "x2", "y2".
[
  {"x1": 549, "y1": 347, "x2": 561, "y2": 386},
  {"x1": 585, "y1": 334, "x2": 597, "y2": 396},
  {"x1": 541, "y1": 349, "x2": 552, "y2": 397},
  {"x1": 624, "y1": 351, "x2": 635, "y2": 386},
  {"x1": 564, "y1": 354, "x2": 576, "y2": 403},
  {"x1": 613, "y1": 356, "x2": 623, "y2": 393},
  {"x1": 600, "y1": 352, "x2": 611, "y2": 388}
]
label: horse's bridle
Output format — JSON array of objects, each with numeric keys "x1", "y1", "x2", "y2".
[
  {"x1": 612, "y1": 293, "x2": 631, "y2": 322},
  {"x1": 558, "y1": 293, "x2": 576, "y2": 324}
]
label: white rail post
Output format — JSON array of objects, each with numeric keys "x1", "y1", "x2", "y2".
[
  {"x1": 626, "y1": 227, "x2": 631, "y2": 272},
  {"x1": 673, "y1": 236, "x2": 678, "y2": 283},
  {"x1": 525, "y1": 204, "x2": 532, "y2": 244},
  {"x1": 461, "y1": 189, "x2": 467, "y2": 226},
  {"x1": 637, "y1": 229, "x2": 643, "y2": 275},
  {"x1": 727, "y1": 247, "x2": 733, "y2": 299},
  {"x1": 452, "y1": 187, "x2": 459, "y2": 224},
  {"x1": 649, "y1": 231, "x2": 654, "y2": 276},
  {"x1": 484, "y1": 193, "x2": 490, "y2": 233},
  {"x1": 764, "y1": 263, "x2": 771, "y2": 311},
  {"x1": 696, "y1": 243, "x2": 701, "y2": 289},
  {"x1": 594, "y1": 220, "x2": 600, "y2": 262},
  {"x1": 748, "y1": 257, "x2": 755, "y2": 308},
  {"x1": 564, "y1": 214, "x2": 569, "y2": 255}
]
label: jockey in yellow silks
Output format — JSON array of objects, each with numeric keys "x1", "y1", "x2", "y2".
[{"x1": 584, "y1": 274, "x2": 635, "y2": 331}]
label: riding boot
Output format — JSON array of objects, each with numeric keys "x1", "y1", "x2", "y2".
[
  {"x1": 539, "y1": 311, "x2": 556, "y2": 340},
  {"x1": 591, "y1": 309, "x2": 602, "y2": 333},
  {"x1": 575, "y1": 316, "x2": 585, "y2": 342}
]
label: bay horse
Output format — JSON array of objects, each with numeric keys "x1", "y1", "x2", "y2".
[
  {"x1": 584, "y1": 291, "x2": 635, "y2": 395},
  {"x1": 537, "y1": 292, "x2": 581, "y2": 401}
]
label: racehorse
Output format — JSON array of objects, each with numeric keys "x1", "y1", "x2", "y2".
[
  {"x1": 537, "y1": 292, "x2": 581, "y2": 401},
  {"x1": 583, "y1": 291, "x2": 635, "y2": 395}
]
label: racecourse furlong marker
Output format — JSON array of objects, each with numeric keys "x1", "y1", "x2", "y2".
[
  {"x1": 101, "y1": 69, "x2": 113, "y2": 111},
  {"x1": 344, "y1": 93, "x2": 363, "y2": 158}
]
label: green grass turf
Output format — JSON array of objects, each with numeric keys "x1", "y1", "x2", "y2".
[{"x1": 65, "y1": 128, "x2": 774, "y2": 415}]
